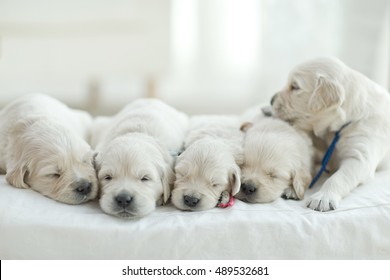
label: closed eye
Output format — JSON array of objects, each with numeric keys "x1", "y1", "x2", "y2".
[
  {"x1": 48, "y1": 173, "x2": 61, "y2": 179},
  {"x1": 290, "y1": 82, "x2": 300, "y2": 91},
  {"x1": 103, "y1": 175, "x2": 112, "y2": 181},
  {"x1": 141, "y1": 175, "x2": 150, "y2": 182}
]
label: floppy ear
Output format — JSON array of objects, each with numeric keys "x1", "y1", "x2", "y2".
[
  {"x1": 157, "y1": 144, "x2": 175, "y2": 204},
  {"x1": 6, "y1": 162, "x2": 30, "y2": 189},
  {"x1": 289, "y1": 167, "x2": 312, "y2": 200},
  {"x1": 240, "y1": 122, "x2": 253, "y2": 133},
  {"x1": 308, "y1": 76, "x2": 345, "y2": 112},
  {"x1": 161, "y1": 166, "x2": 174, "y2": 204},
  {"x1": 5, "y1": 118, "x2": 36, "y2": 189},
  {"x1": 229, "y1": 165, "x2": 241, "y2": 196}
]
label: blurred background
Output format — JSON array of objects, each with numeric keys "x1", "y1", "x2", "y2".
[{"x1": 0, "y1": 0, "x2": 389, "y2": 115}]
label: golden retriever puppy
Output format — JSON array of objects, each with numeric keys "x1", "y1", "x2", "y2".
[
  {"x1": 236, "y1": 118, "x2": 313, "y2": 203},
  {"x1": 171, "y1": 115, "x2": 244, "y2": 211},
  {"x1": 0, "y1": 94, "x2": 98, "y2": 204},
  {"x1": 271, "y1": 57, "x2": 390, "y2": 211},
  {"x1": 93, "y1": 99, "x2": 188, "y2": 219}
]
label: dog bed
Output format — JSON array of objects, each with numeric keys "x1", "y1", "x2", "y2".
[{"x1": 0, "y1": 171, "x2": 389, "y2": 259}]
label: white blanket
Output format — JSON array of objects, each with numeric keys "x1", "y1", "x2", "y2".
[{"x1": 0, "y1": 172, "x2": 389, "y2": 259}]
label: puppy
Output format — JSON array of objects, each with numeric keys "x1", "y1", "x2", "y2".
[
  {"x1": 236, "y1": 118, "x2": 313, "y2": 203},
  {"x1": 271, "y1": 57, "x2": 390, "y2": 211},
  {"x1": 171, "y1": 115, "x2": 244, "y2": 211},
  {"x1": 93, "y1": 98, "x2": 188, "y2": 219},
  {"x1": 0, "y1": 93, "x2": 98, "y2": 204}
]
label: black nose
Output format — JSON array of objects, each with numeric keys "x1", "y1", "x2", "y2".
[
  {"x1": 184, "y1": 195, "x2": 200, "y2": 207},
  {"x1": 241, "y1": 183, "x2": 257, "y2": 196},
  {"x1": 270, "y1": 94, "x2": 277, "y2": 106},
  {"x1": 115, "y1": 193, "x2": 133, "y2": 208},
  {"x1": 75, "y1": 180, "x2": 92, "y2": 195}
]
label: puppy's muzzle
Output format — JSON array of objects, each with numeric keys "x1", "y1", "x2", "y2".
[
  {"x1": 73, "y1": 179, "x2": 93, "y2": 195},
  {"x1": 183, "y1": 195, "x2": 199, "y2": 208},
  {"x1": 115, "y1": 192, "x2": 133, "y2": 208},
  {"x1": 241, "y1": 183, "x2": 257, "y2": 196}
]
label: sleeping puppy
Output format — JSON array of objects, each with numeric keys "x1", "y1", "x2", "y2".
[
  {"x1": 236, "y1": 118, "x2": 313, "y2": 203},
  {"x1": 271, "y1": 57, "x2": 390, "y2": 211},
  {"x1": 93, "y1": 99, "x2": 188, "y2": 219},
  {"x1": 0, "y1": 93, "x2": 97, "y2": 204},
  {"x1": 171, "y1": 115, "x2": 244, "y2": 211}
]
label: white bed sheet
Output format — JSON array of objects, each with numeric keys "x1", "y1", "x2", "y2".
[{"x1": 1, "y1": 172, "x2": 390, "y2": 260}]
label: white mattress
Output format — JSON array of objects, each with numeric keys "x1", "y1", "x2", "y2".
[{"x1": 1, "y1": 171, "x2": 390, "y2": 260}]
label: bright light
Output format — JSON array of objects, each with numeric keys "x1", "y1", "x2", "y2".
[
  {"x1": 222, "y1": 0, "x2": 260, "y2": 71},
  {"x1": 171, "y1": 0, "x2": 198, "y2": 68}
]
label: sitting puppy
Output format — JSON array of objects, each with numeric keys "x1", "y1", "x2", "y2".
[
  {"x1": 93, "y1": 99, "x2": 188, "y2": 219},
  {"x1": 236, "y1": 118, "x2": 313, "y2": 203},
  {"x1": 0, "y1": 93, "x2": 98, "y2": 204},
  {"x1": 271, "y1": 57, "x2": 390, "y2": 211},
  {"x1": 171, "y1": 115, "x2": 244, "y2": 211}
]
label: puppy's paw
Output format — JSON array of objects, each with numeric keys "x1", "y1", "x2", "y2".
[
  {"x1": 219, "y1": 191, "x2": 230, "y2": 205},
  {"x1": 306, "y1": 191, "x2": 341, "y2": 212},
  {"x1": 282, "y1": 187, "x2": 300, "y2": 200}
]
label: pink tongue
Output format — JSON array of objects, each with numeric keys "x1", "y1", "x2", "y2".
[{"x1": 218, "y1": 195, "x2": 235, "y2": 208}]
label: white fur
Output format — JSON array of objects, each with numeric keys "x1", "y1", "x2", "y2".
[
  {"x1": 236, "y1": 118, "x2": 313, "y2": 203},
  {"x1": 89, "y1": 116, "x2": 111, "y2": 149},
  {"x1": 272, "y1": 57, "x2": 390, "y2": 211},
  {"x1": 93, "y1": 98, "x2": 188, "y2": 219},
  {"x1": 171, "y1": 115, "x2": 244, "y2": 211},
  {"x1": 0, "y1": 93, "x2": 97, "y2": 204}
]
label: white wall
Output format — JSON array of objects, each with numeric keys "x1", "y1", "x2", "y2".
[
  {"x1": 0, "y1": 0, "x2": 171, "y2": 113},
  {"x1": 161, "y1": 0, "x2": 390, "y2": 114},
  {"x1": 0, "y1": 0, "x2": 389, "y2": 114}
]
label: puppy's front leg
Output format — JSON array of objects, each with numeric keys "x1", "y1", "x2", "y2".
[{"x1": 306, "y1": 157, "x2": 375, "y2": 211}]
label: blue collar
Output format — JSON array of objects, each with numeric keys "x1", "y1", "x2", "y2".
[{"x1": 308, "y1": 122, "x2": 351, "y2": 189}]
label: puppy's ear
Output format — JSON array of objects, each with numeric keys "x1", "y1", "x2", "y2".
[
  {"x1": 161, "y1": 165, "x2": 174, "y2": 204},
  {"x1": 6, "y1": 162, "x2": 30, "y2": 189},
  {"x1": 229, "y1": 165, "x2": 241, "y2": 196},
  {"x1": 157, "y1": 143, "x2": 175, "y2": 204},
  {"x1": 240, "y1": 122, "x2": 253, "y2": 133},
  {"x1": 5, "y1": 118, "x2": 35, "y2": 189},
  {"x1": 308, "y1": 76, "x2": 345, "y2": 112},
  {"x1": 290, "y1": 167, "x2": 312, "y2": 200}
]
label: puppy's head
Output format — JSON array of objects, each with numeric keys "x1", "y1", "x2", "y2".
[
  {"x1": 236, "y1": 120, "x2": 311, "y2": 203},
  {"x1": 271, "y1": 57, "x2": 347, "y2": 134},
  {"x1": 96, "y1": 133, "x2": 174, "y2": 219},
  {"x1": 6, "y1": 118, "x2": 98, "y2": 204},
  {"x1": 171, "y1": 138, "x2": 241, "y2": 211}
]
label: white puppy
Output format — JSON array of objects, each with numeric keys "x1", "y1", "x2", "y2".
[
  {"x1": 93, "y1": 99, "x2": 188, "y2": 219},
  {"x1": 236, "y1": 118, "x2": 313, "y2": 203},
  {"x1": 0, "y1": 93, "x2": 98, "y2": 204},
  {"x1": 272, "y1": 57, "x2": 390, "y2": 211},
  {"x1": 171, "y1": 115, "x2": 244, "y2": 211}
]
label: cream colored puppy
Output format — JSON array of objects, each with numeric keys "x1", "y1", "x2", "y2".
[
  {"x1": 272, "y1": 57, "x2": 390, "y2": 211},
  {"x1": 171, "y1": 115, "x2": 243, "y2": 211},
  {"x1": 0, "y1": 93, "x2": 98, "y2": 204},
  {"x1": 236, "y1": 118, "x2": 313, "y2": 203},
  {"x1": 93, "y1": 99, "x2": 188, "y2": 219}
]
